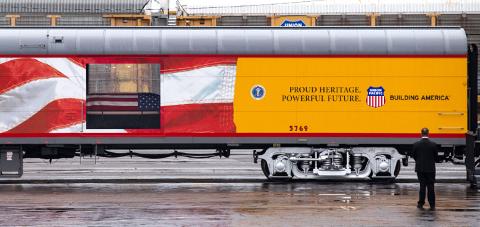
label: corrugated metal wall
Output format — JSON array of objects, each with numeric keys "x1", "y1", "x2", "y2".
[
  {"x1": 0, "y1": 15, "x2": 9, "y2": 26},
  {"x1": 184, "y1": 0, "x2": 480, "y2": 15},
  {"x1": 0, "y1": 0, "x2": 151, "y2": 27},
  {"x1": 0, "y1": 0, "x2": 149, "y2": 14},
  {"x1": 400, "y1": 14, "x2": 430, "y2": 26},
  {"x1": 57, "y1": 15, "x2": 110, "y2": 26},
  {"x1": 15, "y1": 14, "x2": 50, "y2": 26},
  {"x1": 377, "y1": 14, "x2": 401, "y2": 26},
  {"x1": 438, "y1": 14, "x2": 480, "y2": 34},
  {"x1": 378, "y1": 14, "x2": 430, "y2": 26},
  {"x1": 317, "y1": 15, "x2": 369, "y2": 26},
  {"x1": 216, "y1": 16, "x2": 268, "y2": 26}
]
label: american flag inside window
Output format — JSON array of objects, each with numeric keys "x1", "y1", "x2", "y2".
[{"x1": 86, "y1": 64, "x2": 161, "y2": 129}]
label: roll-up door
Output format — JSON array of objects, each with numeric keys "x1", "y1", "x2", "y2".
[
  {"x1": 317, "y1": 15, "x2": 369, "y2": 26},
  {"x1": 217, "y1": 16, "x2": 268, "y2": 26},
  {"x1": 57, "y1": 14, "x2": 109, "y2": 26}
]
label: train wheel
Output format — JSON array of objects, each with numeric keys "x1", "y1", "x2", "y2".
[
  {"x1": 394, "y1": 160, "x2": 401, "y2": 177},
  {"x1": 261, "y1": 159, "x2": 271, "y2": 179},
  {"x1": 261, "y1": 159, "x2": 292, "y2": 182}
]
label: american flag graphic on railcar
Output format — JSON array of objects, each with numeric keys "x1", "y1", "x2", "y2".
[
  {"x1": 366, "y1": 86, "x2": 386, "y2": 108},
  {"x1": 0, "y1": 58, "x2": 86, "y2": 133},
  {"x1": 0, "y1": 57, "x2": 237, "y2": 133},
  {"x1": 87, "y1": 93, "x2": 160, "y2": 113}
]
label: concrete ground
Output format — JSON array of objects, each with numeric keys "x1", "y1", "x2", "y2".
[{"x1": 0, "y1": 150, "x2": 477, "y2": 226}]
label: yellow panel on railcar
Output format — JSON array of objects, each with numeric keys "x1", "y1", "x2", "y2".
[{"x1": 233, "y1": 57, "x2": 467, "y2": 134}]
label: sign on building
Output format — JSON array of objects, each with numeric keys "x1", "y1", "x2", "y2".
[{"x1": 280, "y1": 20, "x2": 306, "y2": 27}]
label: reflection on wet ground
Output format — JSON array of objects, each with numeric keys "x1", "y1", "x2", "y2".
[{"x1": 0, "y1": 182, "x2": 479, "y2": 226}]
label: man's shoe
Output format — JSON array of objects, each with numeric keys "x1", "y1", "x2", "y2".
[
  {"x1": 430, "y1": 207, "x2": 436, "y2": 211},
  {"x1": 417, "y1": 204, "x2": 424, "y2": 209}
]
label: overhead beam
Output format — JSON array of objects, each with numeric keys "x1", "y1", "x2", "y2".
[
  {"x1": 5, "y1": 15, "x2": 20, "y2": 27},
  {"x1": 428, "y1": 13, "x2": 439, "y2": 26},
  {"x1": 47, "y1": 15, "x2": 61, "y2": 26},
  {"x1": 369, "y1": 13, "x2": 378, "y2": 26}
]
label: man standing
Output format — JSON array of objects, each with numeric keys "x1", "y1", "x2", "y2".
[{"x1": 411, "y1": 128, "x2": 438, "y2": 210}]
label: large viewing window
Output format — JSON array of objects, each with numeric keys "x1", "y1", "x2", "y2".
[{"x1": 86, "y1": 64, "x2": 161, "y2": 129}]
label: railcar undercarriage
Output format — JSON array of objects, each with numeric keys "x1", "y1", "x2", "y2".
[
  {"x1": 0, "y1": 144, "x2": 465, "y2": 181},
  {"x1": 257, "y1": 147, "x2": 404, "y2": 180}
]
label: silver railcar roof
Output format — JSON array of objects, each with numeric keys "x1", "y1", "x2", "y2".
[{"x1": 0, "y1": 27, "x2": 467, "y2": 56}]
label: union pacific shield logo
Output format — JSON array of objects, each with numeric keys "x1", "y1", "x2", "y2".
[{"x1": 366, "y1": 86, "x2": 385, "y2": 108}]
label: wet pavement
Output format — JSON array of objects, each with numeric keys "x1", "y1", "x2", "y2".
[
  {"x1": 0, "y1": 150, "x2": 475, "y2": 226},
  {"x1": 0, "y1": 182, "x2": 479, "y2": 226}
]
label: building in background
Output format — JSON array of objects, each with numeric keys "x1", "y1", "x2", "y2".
[{"x1": 0, "y1": 0, "x2": 169, "y2": 26}]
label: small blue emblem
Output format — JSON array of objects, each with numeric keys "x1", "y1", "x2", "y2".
[
  {"x1": 280, "y1": 20, "x2": 306, "y2": 27},
  {"x1": 251, "y1": 85, "x2": 266, "y2": 100}
]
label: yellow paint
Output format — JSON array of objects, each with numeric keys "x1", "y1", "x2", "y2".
[
  {"x1": 369, "y1": 13, "x2": 378, "y2": 26},
  {"x1": 5, "y1": 15, "x2": 20, "y2": 27},
  {"x1": 233, "y1": 57, "x2": 467, "y2": 134},
  {"x1": 47, "y1": 15, "x2": 61, "y2": 26}
]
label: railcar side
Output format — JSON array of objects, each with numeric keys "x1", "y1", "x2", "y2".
[{"x1": 0, "y1": 27, "x2": 475, "y2": 180}]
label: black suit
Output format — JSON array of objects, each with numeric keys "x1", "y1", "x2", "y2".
[{"x1": 411, "y1": 137, "x2": 438, "y2": 208}]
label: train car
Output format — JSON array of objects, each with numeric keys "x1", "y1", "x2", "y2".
[{"x1": 0, "y1": 27, "x2": 477, "y2": 181}]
